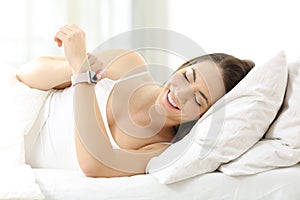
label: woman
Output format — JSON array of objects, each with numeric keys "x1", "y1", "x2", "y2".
[{"x1": 18, "y1": 25, "x2": 254, "y2": 177}]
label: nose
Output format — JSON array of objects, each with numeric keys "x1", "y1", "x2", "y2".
[{"x1": 176, "y1": 83, "x2": 196, "y2": 101}]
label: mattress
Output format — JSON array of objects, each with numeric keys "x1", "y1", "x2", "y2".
[{"x1": 34, "y1": 164, "x2": 300, "y2": 200}]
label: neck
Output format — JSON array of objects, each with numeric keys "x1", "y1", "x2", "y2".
[{"x1": 129, "y1": 84, "x2": 175, "y2": 132}]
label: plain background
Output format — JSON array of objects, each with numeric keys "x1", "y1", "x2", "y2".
[{"x1": 0, "y1": 0, "x2": 299, "y2": 70}]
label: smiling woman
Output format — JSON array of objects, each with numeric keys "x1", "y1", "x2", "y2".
[
  {"x1": 170, "y1": 53, "x2": 255, "y2": 141},
  {"x1": 17, "y1": 25, "x2": 254, "y2": 178}
]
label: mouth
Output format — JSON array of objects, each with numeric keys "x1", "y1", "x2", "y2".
[{"x1": 166, "y1": 90, "x2": 180, "y2": 110}]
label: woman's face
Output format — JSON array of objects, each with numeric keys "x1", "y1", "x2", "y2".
[{"x1": 156, "y1": 61, "x2": 218, "y2": 125}]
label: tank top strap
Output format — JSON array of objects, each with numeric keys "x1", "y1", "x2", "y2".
[
  {"x1": 94, "y1": 70, "x2": 151, "y2": 150},
  {"x1": 116, "y1": 71, "x2": 150, "y2": 83}
]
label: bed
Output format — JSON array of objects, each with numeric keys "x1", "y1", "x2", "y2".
[
  {"x1": 33, "y1": 165, "x2": 300, "y2": 200},
  {"x1": 1, "y1": 50, "x2": 300, "y2": 200}
]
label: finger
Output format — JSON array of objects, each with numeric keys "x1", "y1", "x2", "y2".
[
  {"x1": 91, "y1": 63, "x2": 103, "y2": 73},
  {"x1": 54, "y1": 37, "x2": 62, "y2": 47},
  {"x1": 54, "y1": 28, "x2": 65, "y2": 47},
  {"x1": 94, "y1": 67, "x2": 102, "y2": 74},
  {"x1": 58, "y1": 24, "x2": 80, "y2": 34},
  {"x1": 87, "y1": 53, "x2": 94, "y2": 64},
  {"x1": 88, "y1": 56, "x2": 97, "y2": 65},
  {"x1": 70, "y1": 24, "x2": 83, "y2": 32},
  {"x1": 57, "y1": 25, "x2": 77, "y2": 38},
  {"x1": 54, "y1": 31, "x2": 66, "y2": 47},
  {"x1": 58, "y1": 27, "x2": 73, "y2": 36},
  {"x1": 96, "y1": 70, "x2": 107, "y2": 81},
  {"x1": 91, "y1": 60, "x2": 104, "y2": 71},
  {"x1": 63, "y1": 24, "x2": 83, "y2": 35},
  {"x1": 62, "y1": 25, "x2": 76, "y2": 33},
  {"x1": 54, "y1": 32, "x2": 67, "y2": 43},
  {"x1": 87, "y1": 52, "x2": 95, "y2": 59}
]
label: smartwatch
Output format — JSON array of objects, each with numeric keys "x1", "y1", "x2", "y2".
[{"x1": 71, "y1": 71, "x2": 98, "y2": 86}]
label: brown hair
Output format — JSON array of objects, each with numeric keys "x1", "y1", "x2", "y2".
[{"x1": 172, "y1": 53, "x2": 255, "y2": 142}]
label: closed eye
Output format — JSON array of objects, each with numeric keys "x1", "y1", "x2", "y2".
[
  {"x1": 194, "y1": 95, "x2": 202, "y2": 107},
  {"x1": 184, "y1": 71, "x2": 202, "y2": 106},
  {"x1": 183, "y1": 72, "x2": 189, "y2": 82}
]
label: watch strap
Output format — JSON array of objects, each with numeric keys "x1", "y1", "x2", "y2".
[{"x1": 71, "y1": 71, "x2": 97, "y2": 86}]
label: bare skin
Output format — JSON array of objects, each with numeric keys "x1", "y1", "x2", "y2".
[
  {"x1": 17, "y1": 25, "x2": 213, "y2": 177},
  {"x1": 17, "y1": 49, "x2": 177, "y2": 177}
]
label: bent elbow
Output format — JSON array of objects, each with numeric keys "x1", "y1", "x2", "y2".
[
  {"x1": 78, "y1": 162, "x2": 137, "y2": 178},
  {"x1": 79, "y1": 164, "x2": 102, "y2": 178}
]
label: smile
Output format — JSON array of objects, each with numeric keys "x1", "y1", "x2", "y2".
[{"x1": 166, "y1": 90, "x2": 180, "y2": 110}]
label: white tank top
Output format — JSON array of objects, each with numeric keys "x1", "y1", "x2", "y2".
[
  {"x1": 94, "y1": 71, "x2": 150, "y2": 149},
  {"x1": 27, "y1": 71, "x2": 150, "y2": 169}
]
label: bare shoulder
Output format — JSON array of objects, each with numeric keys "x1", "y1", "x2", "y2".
[
  {"x1": 94, "y1": 49, "x2": 147, "y2": 80},
  {"x1": 136, "y1": 143, "x2": 170, "y2": 152},
  {"x1": 93, "y1": 49, "x2": 144, "y2": 65}
]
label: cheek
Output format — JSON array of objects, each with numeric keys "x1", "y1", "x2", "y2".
[
  {"x1": 169, "y1": 72, "x2": 186, "y2": 86},
  {"x1": 181, "y1": 101, "x2": 201, "y2": 120}
]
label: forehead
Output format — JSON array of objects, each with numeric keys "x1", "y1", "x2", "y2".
[{"x1": 191, "y1": 60, "x2": 225, "y2": 105}]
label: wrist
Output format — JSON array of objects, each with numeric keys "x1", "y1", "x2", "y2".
[
  {"x1": 72, "y1": 57, "x2": 91, "y2": 75},
  {"x1": 71, "y1": 70, "x2": 97, "y2": 86}
]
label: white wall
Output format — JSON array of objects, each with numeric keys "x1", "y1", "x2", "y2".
[
  {"x1": 0, "y1": 0, "x2": 132, "y2": 67},
  {"x1": 0, "y1": 0, "x2": 299, "y2": 68},
  {"x1": 167, "y1": 0, "x2": 300, "y2": 66}
]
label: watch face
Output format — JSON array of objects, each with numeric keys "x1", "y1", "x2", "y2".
[{"x1": 89, "y1": 71, "x2": 98, "y2": 84}]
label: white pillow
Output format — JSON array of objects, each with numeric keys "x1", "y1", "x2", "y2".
[
  {"x1": 0, "y1": 65, "x2": 46, "y2": 199},
  {"x1": 146, "y1": 51, "x2": 288, "y2": 184},
  {"x1": 0, "y1": 65, "x2": 50, "y2": 165},
  {"x1": 219, "y1": 58, "x2": 300, "y2": 175}
]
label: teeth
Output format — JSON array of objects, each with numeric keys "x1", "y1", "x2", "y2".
[{"x1": 167, "y1": 91, "x2": 178, "y2": 108}]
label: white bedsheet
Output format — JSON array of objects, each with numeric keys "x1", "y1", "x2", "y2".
[
  {"x1": 34, "y1": 164, "x2": 300, "y2": 200},
  {"x1": 0, "y1": 64, "x2": 48, "y2": 199},
  {"x1": 1, "y1": 63, "x2": 299, "y2": 200}
]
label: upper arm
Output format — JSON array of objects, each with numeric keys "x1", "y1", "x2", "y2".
[
  {"x1": 17, "y1": 56, "x2": 72, "y2": 90},
  {"x1": 94, "y1": 49, "x2": 148, "y2": 80},
  {"x1": 75, "y1": 131, "x2": 169, "y2": 178},
  {"x1": 93, "y1": 49, "x2": 146, "y2": 68}
]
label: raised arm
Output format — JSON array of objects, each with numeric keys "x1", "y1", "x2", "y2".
[
  {"x1": 55, "y1": 24, "x2": 168, "y2": 177},
  {"x1": 16, "y1": 53, "x2": 103, "y2": 91}
]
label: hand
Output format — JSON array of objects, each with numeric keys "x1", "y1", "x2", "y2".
[
  {"x1": 88, "y1": 53, "x2": 103, "y2": 72},
  {"x1": 87, "y1": 53, "x2": 107, "y2": 81},
  {"x1": 54, "y1": 24, "x2": 87, "y2": 74}
]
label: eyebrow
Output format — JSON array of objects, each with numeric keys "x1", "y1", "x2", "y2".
[
  {"x1": 199, "y1": 91, "x2": 209, "y2": 105},
  {"x1": 192, "y1": 67, "x2": 209, "y2": 105},
  {"x1": 192, "y1": 67, "x2": 196, "y2": 82}
]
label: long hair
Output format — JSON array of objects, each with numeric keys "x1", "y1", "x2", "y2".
[{"x1": 171, "y1": 53, "x2": 255, "y2": 142}]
